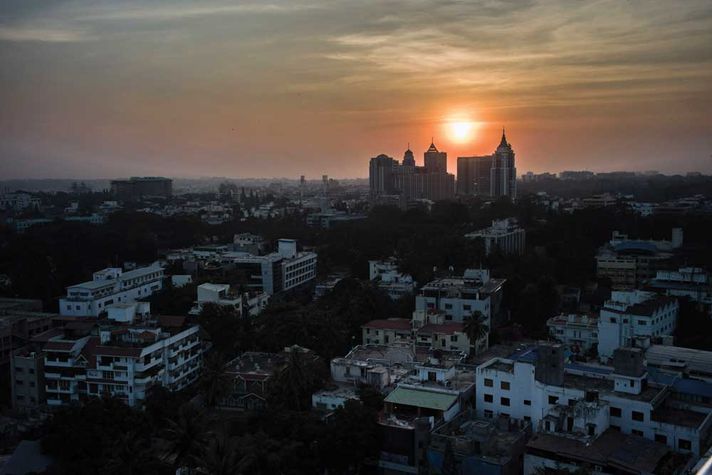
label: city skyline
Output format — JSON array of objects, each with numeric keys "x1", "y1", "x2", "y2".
[{"x1": 2, "y1": 0, "x2": 712, "y2": 179}]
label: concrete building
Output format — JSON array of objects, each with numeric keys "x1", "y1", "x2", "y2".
[
  {"x1": 546, "y1": 313, "x2": 599, "y2": 356},
  {"x1": 415, "y1": 268, "x2": 505, "y2": 328},
  {"x1": 415, "y1": 322, "x2": 471, "y2": 355},
  {"x1": 311, "y1": 386, "x2": 360, "y2": 413},
  {"x1": 59, "y1": 263, "x2": 164, "y2": 317},
  {"x1": 476, "y1": 344, "x2": 712, "y2": 458},
  {"x1": 0, "y1": 192, "x2": 40, "y2": 211},
  {"x1": 645, "y1": 345, "x2": 712, "y2": 383},
  {"x1": 368, "y1": 259, "x2": 417, "y2": 300},
  {"x1": 427, "y1": 413, "x2": 530, "y2": 475},
  {"x1": 490, "y1": 130, "x2": 517, "y2": 200},
  {"x1": 525, "y1": 428, "x2": 672, "y2": 474},
  {"x1": 362, "y1": 318, "x2": 412, "y2": 345},
  {"x1": 597, "y1": 290, "x2": 678, "y2": 362},
  {"x1": 20, "y1": 311, "x2": 202, "y2": 408},
  {"x1": 10, "y1": 347, "x2": 45, "y2": 411},
  {"x1": 457, "y1": 155, "x2": 493, "y2": 196},
  {"x1": 330, "y1": 344, "x2": 415, "y2": 390},
  {"x1": 189, "y1": 283, "x2": 242, "y2": 316},
  {"x1": 231, "y1": 239, "x2": 317, "y2": 295},
  {"x1": 110, "y1": 177, "x2": 172, "y2": 201},
  {"x1": 647, "y1": 267, "x2": 712, "y2": 314},
  {"x1": 466, "y1": 218, "x2": 525, "y2": 256},
  {"x1": 233, "y1": 233, "x2": 266, "y2": 254},
  {"x1": 369, "y1": 142, "x2": 456, "y2": 202},
  {"x1": 596, "y1": 228, "x2": 682, "y2": 289}
]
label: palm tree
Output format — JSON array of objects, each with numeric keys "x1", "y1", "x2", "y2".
[
  {"x1": 270, "y1": 347, "x2": 325, "y2": 411},
  {"x1": 463, "y1": 311, "x2": 489, "y2": 355},
  {"x1": 163, "y1": 403, "x2": 210, "y2": 472},
  {"x1": 199, "y1": 352, "x2": 232, "y2": 408},
  {"x1": 195, "y1": 432, "x2": 241, "y2": 475}
]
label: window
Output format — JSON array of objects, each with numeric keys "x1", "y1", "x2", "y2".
[
  {"x1": 655, "y1": 434, "x2": 667, "y2": 444},
  {"x1": 484, "y1": 394, "x2": 493, "y2": 403},
  {"x1": 610, "y1": 317, "x2": 617, "y2": 323},
  {"x1": 679, "y1": 439, "x2": 692, "y2": 451},
  {"x1": 548, "y1": 395, "x2": 558, "y2": 404},
  {"x1": 501, "y1": 397, "x2": 510, "y2": 406},
  {"x1": 501, "y1": 381, "x2": 510, "y2": 390},
  {"x1": 484, "y1": 409, "x2": 493, "y2": 418},
  {"x1": 14, "y1": 367, "x2": 23, "y2": 373},
  {"x1": 450, "y1": 335, "x2": 458, "y2": 342},
  {"x1": 638, "y1": 320, "x2": 647, "y2": 326},
  {"x1": 610, "y1": 407, "x2": 622, "y2": 417},
  {"x1": 632, "y1": 411, "x2": 644, "y2": 422},
  {"x1": 484, "y1": 378, "x2": 493, "y2": 387},
  {"x1": 632, "y1": 429, "x2": 644, "y2": 437},
  {"x1": 610, "y1": 425, "x2": 620, "y2": 432},
  {"x1": 524, "y1": 399, "x2": 531, "y2": 406}
]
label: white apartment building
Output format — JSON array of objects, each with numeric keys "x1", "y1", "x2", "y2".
[
  {"x1": 465, "y1": 218, "x2": 525, "y2": 256},
  {"x1": 60, "y1": 263, "x2": 164, "y2": 317},
  {"x1": 0, "y1": 192, "x2": 40, "y2": 211},
  {"x1": 368, "y1": 259, "x2": 417, "y2": 300},
  {"x1": 546, "y1": 313, "x2": 598, "y2": 355},
  {"x1": 476, "y1": 345, "x2": 712, "y2": 458},
  {"x1": 362, "y1": 318, "x2": 412, "y2": 345},
  {"x1": 330, "y1": 344, "x2": 415, "y2": 389},
  {"x1": 598, "y1": 290, "x2": 678, "y2": 362},
  {"x1": 40, "y1": 313, "x2": 201, "y2": 407},
  {"x1": 648, "y1": 267, "x2": 712, "y2": 313},
  {"x1": 231, "y1": 239, "x2": 317, "y2": 295},
  {"x1": 189, "y1": 283, "x2": 242, "y2": 316},
  {"x1": 415, "y1": 268, "x2": 504, "y2": 328}
]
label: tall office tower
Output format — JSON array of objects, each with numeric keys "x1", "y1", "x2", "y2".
[
  {"x1": 457, "y1": 155, "x2": 494, "y2": 196},
  {"x1": 402, "y1": 146, "x2": 416, "y2": 168},
  {"x1": 369, "y1": 154, "x2": 398, "y2": 197},
  {"x1": 490, "y1": 129, "x2": 517, "y2": 199},
  {"x1": 423, "y1": 141, "x2": 447, "y2": 173}
]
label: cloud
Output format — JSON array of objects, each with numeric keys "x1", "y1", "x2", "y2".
[{"x1": 0, "y1": 25, "x2": 89, "y2": 43}]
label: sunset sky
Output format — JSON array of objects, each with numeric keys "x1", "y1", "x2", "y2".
[{"x1": 1, "y1": 0, "x2": 711, "y2": 179}]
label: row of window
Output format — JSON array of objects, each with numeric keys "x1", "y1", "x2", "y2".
[{"x1": 610, "y1": 406, "x2": 645, "y2": 421}]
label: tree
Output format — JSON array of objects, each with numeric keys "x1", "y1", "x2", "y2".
[
  {"x1": 464, "y1": 311, "x2": 489, "y2": 354},
  {"x1": 163, "y1": 403, "x2": 210, "y2": 472},
  {"x1": 195, "y1": 433, "x2": 241, "y2": 475},
  {"x1": 199, "y1": 352, "x2": 232, "y2": 408},
  {"x1": 268, "y1": 348, "x2": 326, "y2": 411},
  {"x1": 319, "y1": 400, "x2": 382, "y2": 474}
]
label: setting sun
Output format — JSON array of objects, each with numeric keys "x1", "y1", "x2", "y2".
[{"x1": 446, "y1": 120, "x2": 477, "y2": 143}]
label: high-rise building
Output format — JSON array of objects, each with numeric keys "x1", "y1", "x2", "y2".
[
  {"x1": 369, "y1": 142, "x2": 455, "y2": 202},
  {"x1": 490, "y1": 129, "x2": 517, "y2": 199},
  {"x1": 369, "y1": 154, "x2": 398, "y2": 197},
  {"x1": 423, "y1": 141, "x2": 447, "y2": 173},
  {"x1": 456, "y1": 155, "x2": 493, "y2": 196}
]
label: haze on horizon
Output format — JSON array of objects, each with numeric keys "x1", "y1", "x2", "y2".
[{"x1": 1, "y1": 0, "x2": 711, "y2": 180}]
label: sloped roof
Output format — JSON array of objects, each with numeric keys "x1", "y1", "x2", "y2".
[{"x1": 363, "y1": 319, "x2": 412, "y2": 331}]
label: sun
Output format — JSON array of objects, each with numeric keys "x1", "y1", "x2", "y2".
[{"x1": 446, "y1": 120, "x2": 476, "y2": 143}]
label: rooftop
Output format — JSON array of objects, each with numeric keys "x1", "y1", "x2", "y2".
[
  {"x1": 385, "y1": 385, "x2": 458, "y2": 411},
  {"x1": 526, "y1": 429, "x2": 670, "y2": 474}
]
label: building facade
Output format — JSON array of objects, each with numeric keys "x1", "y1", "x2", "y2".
[
  {"x1": 110, "y1": 177, "x2": 172, "y2": 201},
  {"x1": 466, "y1": 218, "x2": 526, "y2": 256},
  {"x1": 456, "y1": 155, "x2": 493, "y2": 196},
  {"x1": 490, "y1": 130, "x2": 517, "y2": 200},
  {"x1": 59, "y1": 263, "x2": 164, "y2": 317}
]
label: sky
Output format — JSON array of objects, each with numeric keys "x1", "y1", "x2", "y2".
[{"x1": 1, "y1": 0, "x2": 711, "y2": 179}]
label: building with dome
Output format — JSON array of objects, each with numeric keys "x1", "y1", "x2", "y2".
[{"x1": 369, "y1": 141, "x2": 455, "y2": 202}]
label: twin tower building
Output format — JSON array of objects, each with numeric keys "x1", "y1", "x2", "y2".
[{"x1": 369, "y1": 129, "x2": 517, "y2": 202}]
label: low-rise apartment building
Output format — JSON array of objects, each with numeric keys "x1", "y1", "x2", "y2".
[
  {"x1": 59, "y1": 263, "x2": 164, "y2": 317},
  {"x1": 12, "y1": 310, "x2": 202, "y2": 408},
  {"x1": 476, "y1": 344, "x2": 712, "y2": 458},
  {"x1": 546, "y1": 313, "x2": 598, "y2": 356},
  {"x1": 465, "y1": 218, "x2": 525, "y2": 256},
  {"x1": 369, "y1": 259, "x2": 417, "y2": 300},
  {"x1": 597, "y1": 290, "x2": 678, "y2": 362}
]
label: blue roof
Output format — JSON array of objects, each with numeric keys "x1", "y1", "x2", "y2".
[{"x1": 673, "y1": 378, "x2": 712, "y2": 398}]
